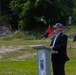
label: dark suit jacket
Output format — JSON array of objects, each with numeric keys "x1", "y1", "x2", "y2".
[{"x1": 50, "y1": 32, "x2": 69, "y2": 63}]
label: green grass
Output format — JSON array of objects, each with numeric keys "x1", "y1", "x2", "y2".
[
  {"x1": 0, "y1": 60, "x2": 38, "y2": 75},
  {"x1": 0, "y1": 39, "x2": 75, "y2": 75}
]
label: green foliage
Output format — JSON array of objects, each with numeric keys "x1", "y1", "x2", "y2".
[
  {"x1": 19, "y1": 1, "x2": 36, "y2": 29},
  {"x1": 0, "y1": 15, "x2": 12, "y2": 25},
  {"x1": 2, "y1": 30, "x2": 25, "y2": 41},
  {"x1": 1, "y1": 0, "x2": 76, "y2": 30},
  {"x1": 72, "y1": 8, "x2": 76, "y2": 24},
  {"x1": 9, "y1": 0, "x2": 75, "y2": 30},
  {"x1": 19, "y1": 19, "x2": 26, "y2": 30},
  {"x1": 2, "y1": 30, "x2": 38, "y2": 40}
]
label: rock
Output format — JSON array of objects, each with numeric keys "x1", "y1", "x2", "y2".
[{"x1": 0, "y1": 25, "x2": 12, "y2": 37}]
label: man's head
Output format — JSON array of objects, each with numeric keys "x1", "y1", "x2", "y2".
[{"x1": 53, "y1": 23, "x2": 64, "y2": 34}]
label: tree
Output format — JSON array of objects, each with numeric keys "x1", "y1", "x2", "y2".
[
  {"x1": 71, "y1": 0, "x2": 76, "y2": 23},
  {"x1": 0, "y1": 0, "x2": 11, "y2": 15},
  {"x1": 0, "y1": 0, "x2": 12, "y2": 27},
  {"x1": 10, "y1": 0, "x2": 75, "y2": 30}
]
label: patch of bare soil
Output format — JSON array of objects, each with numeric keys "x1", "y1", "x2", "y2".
[{"x1": 0, "y1": 46, "x2": 36, "y2": 61}]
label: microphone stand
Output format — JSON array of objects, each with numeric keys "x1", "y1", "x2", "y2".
[{"x1": 36, "y1": 37, "x2": 45, "y2": 45}]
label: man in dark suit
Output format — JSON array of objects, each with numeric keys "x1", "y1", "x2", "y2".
[{"x1": 49, "y1": 23, "x2": 69, "y2": 75}]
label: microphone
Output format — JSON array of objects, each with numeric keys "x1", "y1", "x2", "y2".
[{"x1": 41, "y1": 32, "x2": 49, "y2": 38}]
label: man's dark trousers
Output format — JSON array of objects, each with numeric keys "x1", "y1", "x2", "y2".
[{"x1": 52, "y1": 62, "x2": 65, "y2": 75}]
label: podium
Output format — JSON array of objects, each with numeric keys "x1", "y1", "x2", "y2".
[{"x1": 31, "y1": 45, "x2": 58, "y2": 75}]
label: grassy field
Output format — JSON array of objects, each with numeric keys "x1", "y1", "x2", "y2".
[
  {"x1": 0, "y1": 39, "x2": 75, "y2": 75},
  {"x1": 0, "y1": 25, "x2": 76, "y2": 75},
  {"x1": 0, "y1": 60, "x2": 38, "y2": 75}
]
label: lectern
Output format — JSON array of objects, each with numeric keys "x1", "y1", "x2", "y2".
[{"x1": 31, "y1": 45, "x2": 58, "y2": 75}]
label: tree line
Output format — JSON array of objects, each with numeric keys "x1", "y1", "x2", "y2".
[{"x1": 0, "y1": 0, "x2": 76, "y2": 30}]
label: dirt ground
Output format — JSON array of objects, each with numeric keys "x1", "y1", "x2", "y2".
[{"x1": 0, "y1": 46, "x2": 37, "y2": 61}]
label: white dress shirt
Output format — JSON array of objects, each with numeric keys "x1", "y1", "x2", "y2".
[{"x1": 53, "y1": 32, "x2": 62, "y2": 46}]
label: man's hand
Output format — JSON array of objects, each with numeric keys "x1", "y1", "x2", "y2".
[{"x1": 49, "y1": 46, "x2": 54, "y2": 50}]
